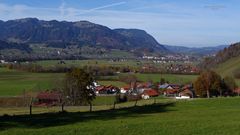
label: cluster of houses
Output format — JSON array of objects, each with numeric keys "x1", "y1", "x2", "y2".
[
  {"x1": 160, "y1": 84, "x2": 194, "y2": 98},
  {"x1": 94, "y1": 82, "x2": 194, "y2": 99},
  {"x1": 95, "y1": 82, "x2": 160, "y2": 100},
  {"x1": 142, "y1": 54, "x2": 194, "y2": 64},
  {"x1": 33, "y1": 82, "x2": 195, "y2": 106},
  {"x1": 33, "y1": 80, "x2": 240, "y2": 106}
]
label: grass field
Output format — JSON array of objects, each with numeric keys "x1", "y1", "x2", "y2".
[
  {"x1": 1, "y1": 97, "x2": 240, "y2": 135},
  {"x1": 134, "y1": 73, "x2": 197, "y2": 84},
  {"x1": 34, "y1": 59, "x2": 147, "y2": 68},
  {"x1": 98, "y1": 81, "x2": 127, "y2": 87},
  {"x1": 0, "y1": 68, "x2": 64, "y2": 96}
]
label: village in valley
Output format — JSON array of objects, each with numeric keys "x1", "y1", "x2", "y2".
[{"x1": 1, "y1": 0, "x2": 240, "y2": 134}]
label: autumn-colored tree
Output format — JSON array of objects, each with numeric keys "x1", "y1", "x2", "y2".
[
  {"x1": 194, "y1": 70, "x2": 222, "y2": 98},
  {"x1": 63, "y1": 68, "x2": 95, "y2": 105}
]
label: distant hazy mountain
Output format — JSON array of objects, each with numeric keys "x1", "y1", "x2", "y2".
[
  {"x1": 164, "y1": 45, "x2": 228, "y2": 56},
  {"x1": 0, "y1": 18, "x2": 167, "y2": 53}
]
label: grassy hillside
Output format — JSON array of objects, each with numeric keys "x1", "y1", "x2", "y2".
[
  {"x1": 1, "y1": 97, "x2": 240, "y2": 135},
  {"x1": 215, "y1": 56, "x2": 240, "y2": 86}
]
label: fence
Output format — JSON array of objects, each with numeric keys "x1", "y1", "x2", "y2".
[
  {"x1": 0, "y1": 96, "x2": 31, "y2": 107},
  {"x1": 0, "y1": 97, "x2": 173, "y2": 116}
]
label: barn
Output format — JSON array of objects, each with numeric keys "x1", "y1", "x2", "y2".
[{"x1": 35, "y1": 91, "x2": 62, "y2": 106}]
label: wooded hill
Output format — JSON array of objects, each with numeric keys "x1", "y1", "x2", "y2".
[
  {"x1": 201, "y1": 42, "x2": 240, "y2": 69},
  {"x1": 201, "y1": 42, "x2": 240, "y2": 85}
]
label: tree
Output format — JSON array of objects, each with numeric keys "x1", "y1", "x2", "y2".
[
  {"x1": 223, "y1": 76, "x2": 237, "y2": 95},
  {"x1": 160, "y1": 78, "x2": 166, "y2": 85},
  {"x1": 194, "y1": 70, "x2": 222, "y2": 98},
  {"x1": 63, "y1": 68, "x2": 95, "y2": 105}
]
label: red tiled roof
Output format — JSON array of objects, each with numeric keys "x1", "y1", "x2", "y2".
[
  {"x1": 165, "y1": 89, "x2": 179, "y2": 94},
  {"x1": 95, "y1": 86, "x2": 105, "y2": 91},
  {"x1": 96, "y1": 85, "x2": 119, "y2": 91},
  {"x1": 143, "y1": 89, "x2": 159, "y2": 97},
  {"x1": 36, "y1": 91, "x2": 61, "y2": 100}
]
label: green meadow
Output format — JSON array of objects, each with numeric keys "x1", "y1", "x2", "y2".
[
  {"x1": 134, "y1": 73, "x2": 197, "y2": 84},
  {"x1": 1, "y1": 97, "x2": 240, "y2": 135},
  {"x1": 0, "y1": 67, "x2": 198, "y2": 96},
  {"x1": 0, "y1": 68, "x2": 64, "y2": 96}
]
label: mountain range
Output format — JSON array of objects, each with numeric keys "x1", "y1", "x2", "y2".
[{"x1": 0, "y1": 18, "x2": 167, "y2": 53}]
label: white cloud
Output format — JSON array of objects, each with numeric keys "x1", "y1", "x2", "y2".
[{"x1": 77, "y1": 1, "x2": 126, "y2": 15}]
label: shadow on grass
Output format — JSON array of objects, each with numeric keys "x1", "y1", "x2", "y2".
[{"x1": 0, "y1": 102, "x2": 175, "y2": 130}]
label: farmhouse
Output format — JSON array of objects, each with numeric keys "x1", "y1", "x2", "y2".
[
  {"x1": 179, "y1": 89, "x2": 194, "y2": 98},
  {"x1": 164, "y1": 89, "x2": 179, "y2": 96},
  {"x1": 161, "y1": 84, "x2": 180, "y2": 96},
  {"x1": 142, "y1": 89, "x2": 159, "y2": 97},
  {"x1": 35, "y1": 91, "x2": 62, "y2": 106}
]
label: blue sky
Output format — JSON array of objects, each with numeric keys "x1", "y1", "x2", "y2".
[{"x1": 0, "y1": 0, "x2": 239, "y2": 47}]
